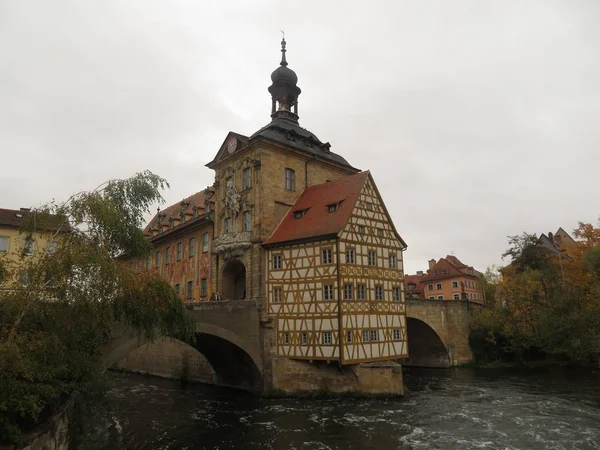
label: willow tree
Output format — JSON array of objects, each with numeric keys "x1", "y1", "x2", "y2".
[{"x1": 0, "y1": 171, "x2": 195, "y2": 445}]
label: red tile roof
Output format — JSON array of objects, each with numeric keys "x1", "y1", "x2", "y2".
[
  {"x1": 420, "y1": 256, "x2": 477, "y2": 282},
  {"x1": 403, "y1": 274, "x2": 425, "y2": 298},
  {"x1": 144, "y1": 189, "x2": 214, "y2": 236},
  {"x1": 263, "y1": 172, "x2": 369, "y2": 246},
  {"x1": 0, "y1": 208, "x2": 68, "y2": 232}
]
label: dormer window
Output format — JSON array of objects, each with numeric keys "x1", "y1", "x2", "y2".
[
  {"x1": 327, "y1": 201, "x2": 342, "y2": 213},
  {"x1": 294, "y1": 209, "x2": 308, "y2": 219}
]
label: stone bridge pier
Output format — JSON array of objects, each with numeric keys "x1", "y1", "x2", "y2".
[
  {"x1": 103, "y1": 299, "x2": 403, "y2": 395},
  {"x1": 401, "y1": 299, "x2": 474, "y2": 368}
]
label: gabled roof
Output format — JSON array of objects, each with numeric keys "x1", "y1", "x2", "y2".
[
  {"x1": 144, "y1": 189, "x2": 214, "y2": 236},
  {"x1": 445, "y1": 255, "x2": 467, "y2": 270},
  {"x1": 263, "y1": 172, "x2": 369, "y2": 246},
  {"x1": 420, "y1": 258, "x2": 466, "y2": 282},
  {"x1": 403, "y1": 274, "x2": 425, "y2": 297},
  {"x1": 205, "y1": 131, "x2": 250, "y2": 168}
]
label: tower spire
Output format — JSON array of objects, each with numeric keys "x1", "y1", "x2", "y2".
[
  {"x1": 268, "y1": 35, "x2": 301, "y2": 122},
  {"x1": 280, "y1": 36, "x2": 288, "y2": 67}
]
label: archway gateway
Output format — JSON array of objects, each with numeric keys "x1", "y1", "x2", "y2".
[{"x1": 222, "y1": 259, "x2": 246, "y2": 300}]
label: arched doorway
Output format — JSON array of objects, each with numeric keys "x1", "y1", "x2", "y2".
[
  {"x1": 402, "y1": 318, "x2": 450, "y2": 368},
  {"x1": 222, "y1": 259, "x2": 246, "y2": 300}
]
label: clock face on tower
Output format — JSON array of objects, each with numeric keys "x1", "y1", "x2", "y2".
[{"x1": 226, "y1": 137, "x2": 238, "y2": 154}]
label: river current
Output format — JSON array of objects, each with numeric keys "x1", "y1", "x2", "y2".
[{"x1": 86, "y1": 367, "x2": 600, "y2": 450}]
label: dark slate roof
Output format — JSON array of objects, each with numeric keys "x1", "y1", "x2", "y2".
[
  {"x1": 0, "y1": 208, "x2": 69, "y2": 232},
  {"x1": 250, "y1": 118, "x2": 357, "y2": 170}
]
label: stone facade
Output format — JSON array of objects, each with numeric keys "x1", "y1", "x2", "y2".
[{"x1": 271, "y1": 358, "x2": 403, "y2": 395}]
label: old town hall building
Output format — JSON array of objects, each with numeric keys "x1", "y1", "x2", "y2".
[{"x1": 139, "y1": 39, "x2": 409, "y2": 365}]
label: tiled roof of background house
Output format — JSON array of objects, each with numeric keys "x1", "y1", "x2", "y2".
[
  {"x1": 263, "y1": 172, "x2": 369, "y2": 246},
  {"x1": 0, "y1": 208, "x2": 69, "y2": 232}
]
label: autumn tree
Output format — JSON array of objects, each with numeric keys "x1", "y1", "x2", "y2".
[{"x1": 0, "y1": 171, "x2": 195, "y2": 445}]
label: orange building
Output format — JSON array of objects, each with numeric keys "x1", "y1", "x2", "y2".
[{"x1": 404, "y1": 255, "x2": 484, "y2": 304}]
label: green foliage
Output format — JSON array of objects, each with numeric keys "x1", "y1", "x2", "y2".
[
  {"x1": 471, "y1": 230, "x2": 600, "y2": 367},
  {"x1": 0, "y1": 171, "x2": 195, "y2": 445}
]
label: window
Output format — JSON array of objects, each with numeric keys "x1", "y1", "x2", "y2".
[
  {"x1": 294, "y1": 209, "x2": 306, "y2": 219},
  {"x1": 358, "y1": 225, "x2": 365, "y2": 234},
  {"x1": 452, "y1": 281, "x2": 458, "y2": 288},
  {"x1": 393, "y1": 329, "x2": 401, "y2": 341},
  {"x1": 0, "y1": 236, "x2": 8, "y2": 252},
  {"x1": 346, "y1": 248, "x2": 355, "y2": 264},
  {"x1": 47, "y1": 241, "x2": 58, "y2": 254},
  {"x1": 375, "y1": 285, "x2": 383, "y2": 301},
  {"x1": 393, "y1": 287, "x2": 401, "y2": 302},
  {"x1": 285, "y1": 168, "x2": 295, "y2": 191},
  {"x1": 357, "y1": 284, "x2": 366, "y2": 300},
  {"x1": 155, "y1": 251, "x2": 161, "y2": 267},
  {"x1": 202, "y1": 232, "x2": 209, "y2": 252},
  {"x1": 187, "y1": 281, "x2": 193, "y2": 299},
  {"x1": 429, "y1": 296, "x2": 435, "y2": 300},
  {"x1": 145, "y1": 256, "x2": 151, "y2": 270},
  {"x1": 347, "y1": 331, "x2": 353, "y2": 343},
  {"x1": 322, "y1": 248, "x2": 332, "y2": 265},
  {"x1": 189, "y1": 238, "x2": 196, "y2": 258},
  {"x1": 224, "y1": 217, "x2": 232, "y2": 233},
  {"x1": 243, "y1": 210, "x2": 251, "y2": 232},
  {"x1": 322, "y1": 332, "x2": 332, "y2": 345},
  {"x1": 283, "y1": 332, "x2": 290, "y2": 345},
  {"x1": 23, "y1": 238, "x2": 34, "y2": 255},
  {"x1": 344, "y1": 284, "x2": 354, "y2": 300},
  {"x1": 389, "y1": 254, "x2": 397, "y2": 269},
  {"x1": 273, "y1": 255, "x2": 282, "y2": 270},
  {"x1": 366, "y1": 202, "x2": 373, "y2": 211},
  {"x1": 165, "y1": 246, "x2": 171, "y2": 265},
  {"x1": 428, "y1": 284, "x2": 433, "y2": 291},
  {"x1": 453, "y1": 293, "x2": 460, "y2": 300},
  {"x1": 377, "y1": 229, "x2": 383, "y2": 237},
  {"x1": 363, "y1": 330, "x2": 370, "y2": 342},
  {"x1": 437, "y1": 295, "x2": 444, "y2": 300},
  {"x1": 205, "y1": 202, "x2": 211, "y2": 213},
  {"x1": 243, "y1": 168, "x2": 251, "y2": 189},
  {"x1": 327, "y1": 203, "x2": 338, "y2": 213},
  {"x1": 226, "y1": 176, "x2": 233, "y2": 188},
  {"x1": 370, "y1": 330, "x2": 378, "y2": 342},
  {"x1": 273, "y1": 287, "x2": 282, "y2": 303},
  {"x1": 301, "y1": 332, "x2": 308, "y2": 346},
  {"x1": 201, "y1": 278, "x2": 208, "y2": 297},
  {"x1": 20, "y1": 271, "x2": 29, "y2": 287},
  {"x1": 436, "y1": 283, "x2": 442, "y2": 290},
  {"x1": 323, "y1": 284, "x2": 334, "y2": 301},
  {"x1": 176, "y1": 242, "x2": 183, "y2": 261},
  {"x1": 175, "y1": 284, "x2": 181, "y2": 295},
  {"x1": 368, "y1": 251, "x2": 377, "y2": 266}
]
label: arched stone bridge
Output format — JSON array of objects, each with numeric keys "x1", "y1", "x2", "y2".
[
  {"x1": 104, "y1": 300, "x2": 265, "y2": 391},
  {"x1": 401, "y1": 299, "x2": 474, "y2": 368}
]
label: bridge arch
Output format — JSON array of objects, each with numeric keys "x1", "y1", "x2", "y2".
[
  {"x1": 403, "y1": 317, "x2": 450, "y2": 368},
  {"x1": 104, "y1": 321, "x2": 263, "y2": 391}
]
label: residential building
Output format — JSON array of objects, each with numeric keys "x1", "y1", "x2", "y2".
[
  {"x1": 0, "y1": 207, "x2": 68, "y2": 287},
  {"x1": 131, "y1": 38, "x2": 409, "y2": 364},
  {"x1": 404, "y1": 255, "x2": 485, "y2": 304}
]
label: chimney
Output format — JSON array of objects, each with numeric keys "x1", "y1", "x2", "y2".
[
  {"x1": 428, "y1": 259, "x2": 436, "y2": 270},
  {"x1": 548, "y1": 232, "x2": 554, "y2": 243},
  {"x1": 416, "y1": 270, "x2": 423, "y2": 276}
]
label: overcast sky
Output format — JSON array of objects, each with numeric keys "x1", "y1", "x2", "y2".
[{"x1": 1, "y1": 0, "x2": 599, "y2": 274}]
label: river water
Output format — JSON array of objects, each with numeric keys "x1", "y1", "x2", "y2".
[{"x1": 86, "y1": 367, "x2": 600, "y2": 450}]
